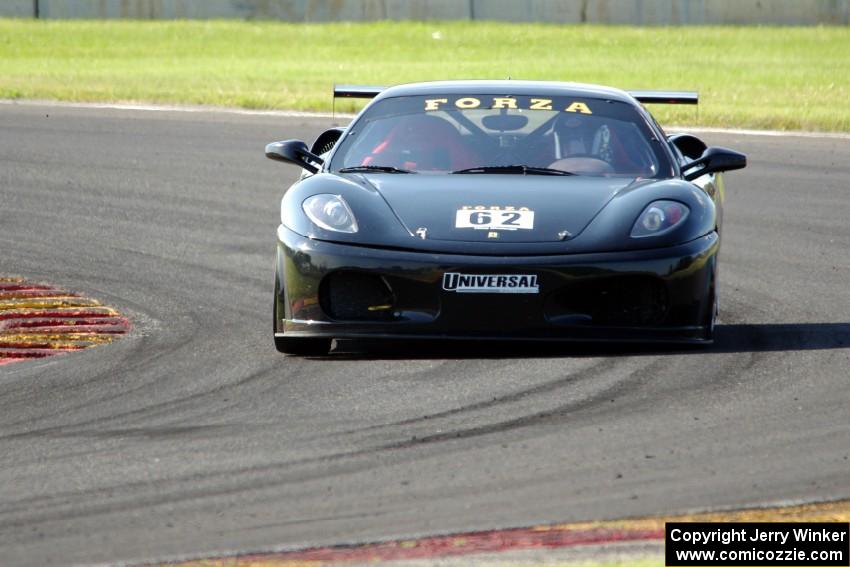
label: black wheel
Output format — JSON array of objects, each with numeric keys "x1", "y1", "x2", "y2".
[
  {"x1": 274, "y1": 335, "x2": 332, "y2": 356},
  {"x1": 701, "y1": 287, "x2": 718, "y2": 343},
  {"x1": 708, "y1": 291, "x2": 718, "y2": 341}
]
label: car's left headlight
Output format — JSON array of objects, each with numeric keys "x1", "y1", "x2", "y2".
[
  {"x1": 302, "y1": 194, "x2": 358, "y2": 233},
  {"x1": 631, "y1": 200, "x2": 689, "y2": 238}
]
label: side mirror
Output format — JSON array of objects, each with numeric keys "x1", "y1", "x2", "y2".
[
  {"x1": 683, "y1": 146, "x2": 747, "y2": 181},
  {"x1": 265, "y1": 139, "x2": 323, "y2": 174}
]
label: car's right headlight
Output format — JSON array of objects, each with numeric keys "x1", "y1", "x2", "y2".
[
  {"x1": 631, "y1": 200, "x2": 689, "y2": 238},
  {"x1": 302, "y1": 194, "x2": 359, "y2": 233}
]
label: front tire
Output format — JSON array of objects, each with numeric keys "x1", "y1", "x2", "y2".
[
  {"x1": 701, "y1": 287, "x2": 718, "y2": 343},
  {"x1": 709, "y1": 291, "x2": 718, "y2": 340}
]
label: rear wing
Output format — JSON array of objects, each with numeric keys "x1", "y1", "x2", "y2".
[
  {"x1": 334, "y1": 85, "x2": 384, "y2": 99},
  {"x1": 627, "y1": 90, "x2": 698, "y2": 105},
  {"x1": 333, "y1": 85, "x2": 698, "y2": 105}
]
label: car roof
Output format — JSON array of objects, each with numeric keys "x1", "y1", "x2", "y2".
[{"x1": 373, "y1": 80, "x2": 638, "y2": 105}]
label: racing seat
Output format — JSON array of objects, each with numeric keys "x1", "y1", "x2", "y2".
[{"x1": 362, "y1": 115, "x2": 479, "y2": 172}]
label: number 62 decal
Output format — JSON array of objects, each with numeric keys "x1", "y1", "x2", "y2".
[{"x1": 455, "y1": 208, "x2": 534, "y2": 230}]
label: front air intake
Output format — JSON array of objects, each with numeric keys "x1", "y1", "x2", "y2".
[{"x1": 319, "y1": 271, "x2": 395, "y2": 321}]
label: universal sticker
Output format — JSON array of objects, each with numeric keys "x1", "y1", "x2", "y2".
[{"x1": 443, "y1": 273, "x2": 539, "y2": 294}]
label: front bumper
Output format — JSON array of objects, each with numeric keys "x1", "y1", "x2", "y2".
[{"x1": 275, "y1": 226, "x2": 718, "y2": 344}]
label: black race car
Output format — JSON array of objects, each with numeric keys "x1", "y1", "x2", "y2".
[{"x1": 266, "y1": 81, "x2": 745, "y2": 355}]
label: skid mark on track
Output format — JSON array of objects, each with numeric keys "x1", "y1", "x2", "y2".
[
  {"x1": 0, "y1": 277, "x2": 130, "y2": 366},
  {"x1": 372, "y1": 357, "x2": 664, "y2": 450},
  {"x1": 339, "y1": 357, "x2": 620, "y2": 437}
]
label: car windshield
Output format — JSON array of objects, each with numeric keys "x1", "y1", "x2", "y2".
[{"x1": 330, "y1": 94, "x2": 672, "y2": 178}]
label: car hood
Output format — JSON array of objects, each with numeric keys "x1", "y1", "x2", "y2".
[{"x1": 362, "y1": 174, "x2": 638, "y2": 242}]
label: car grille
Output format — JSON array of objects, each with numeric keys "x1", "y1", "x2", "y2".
[{"x1": 546, "y1": 275, "x2": 670, "y2": 326}]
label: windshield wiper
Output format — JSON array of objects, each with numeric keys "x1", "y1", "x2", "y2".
[
  {"x1": 338, "y1": 165, "x2": 415, "y2": 174},
  {"x1": 452, "y1": 165, "x2": 574, "y2": 176}
]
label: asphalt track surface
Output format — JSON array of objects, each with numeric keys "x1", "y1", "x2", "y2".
[{"x1": 1, "y1": 103, "x2": 849, "y2": 566}]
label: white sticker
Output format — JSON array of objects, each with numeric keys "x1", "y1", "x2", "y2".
[
  {"x1": 455, "y1": 208, "x2": 534, "y2": 231},
  {"x1": 442, "y1": 273, "x2": 539, "y2": 294}
]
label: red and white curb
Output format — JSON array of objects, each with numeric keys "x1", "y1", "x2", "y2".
[{"x1": 0, "y1": 277, "x2": 130, "y2": 365}]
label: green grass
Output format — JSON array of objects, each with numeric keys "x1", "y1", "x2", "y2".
[{"x1": 1, "y1": 19, "x2": 849, "y2": 130}]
